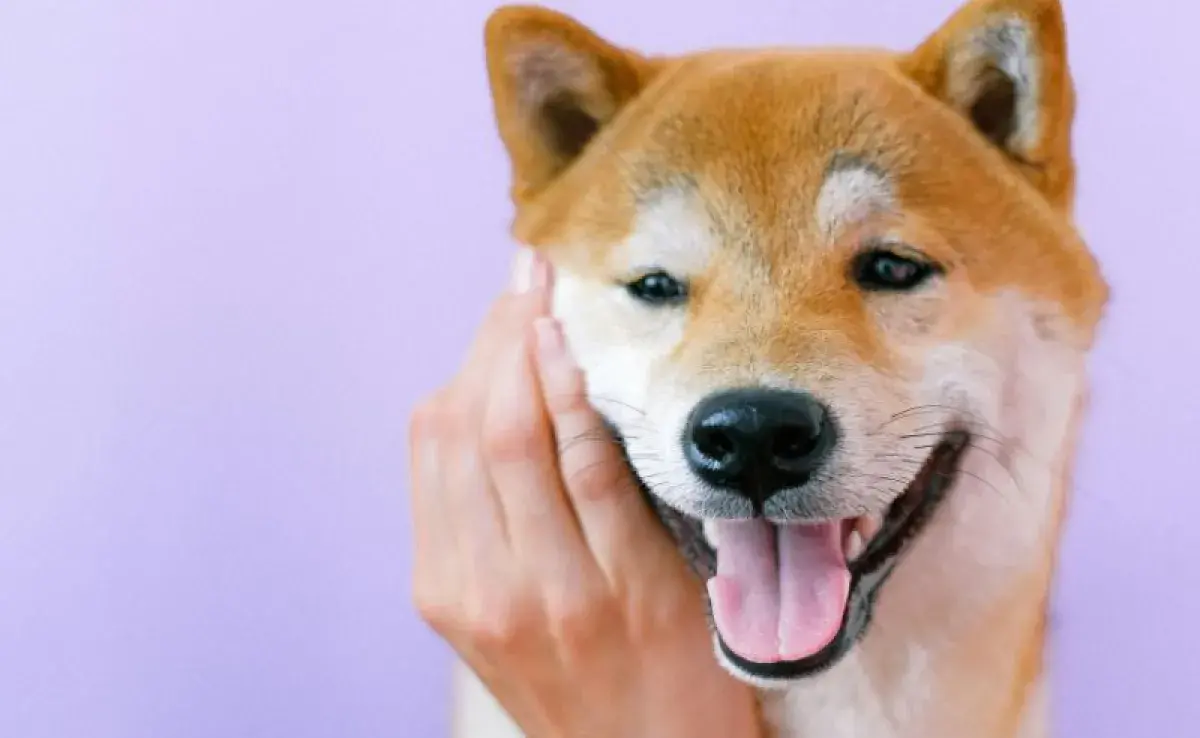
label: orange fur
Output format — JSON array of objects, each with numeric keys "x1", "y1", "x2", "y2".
[{"x1": 480, "y1": 2, "x2": 1108, "y2": 736}]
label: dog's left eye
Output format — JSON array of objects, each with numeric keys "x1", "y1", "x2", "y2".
[
  {"x1": 852, "y1": 249, "x2": 940, "y2": 291},
  {"x1": 625, "y1": 271, "x2": 689, "y2": 305}
]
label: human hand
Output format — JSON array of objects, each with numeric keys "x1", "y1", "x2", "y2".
[{"x1": 409, "y1": 249, "x2": 763, "y2": 738}]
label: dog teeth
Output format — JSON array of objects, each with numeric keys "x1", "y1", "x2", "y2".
[
  {"x1": 857, "y1": 513, "x2": 883, "y2": 542},
  {"x1": 846, "y1": 512, "x2": 884, "y2": 561},
  {"x1": 845, "y1": 530, "x2": 865, "y2": 561}
]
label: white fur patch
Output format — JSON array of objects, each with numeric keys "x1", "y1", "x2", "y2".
[
  {"x1": 551, "y1": 188, "x2": 713, "y2": 434},
  {"x1": 947, "y1": 15, "x2": 1041, "y2": 154},
  {"x1": 508, "y1": 42, "x2": 595, "y2": 110},
  {"x1": 612, "y1": 188, "x2": 719, "y2": 276},
  {"x1": 815, "y1": 160, "x2": 895, "y2": 239}
]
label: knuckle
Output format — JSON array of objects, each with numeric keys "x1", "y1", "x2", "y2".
[
  {"x1": 408, "y1": 395, "x2": 442, "y2": 439},
  {"x1": 622, "y1": 586, "x2": 692, "y2": 646},
  {"x1": 410, "y1": 388, "x2": 465, "y2": 440},
  {"x1": 415, "y1": 585, "x2": 533, "y2": 650},
  {"x1": 413, "y1": 584, "x2": 459, "y2": 635},
  {"x1": 546, "y1": 589, "x2": 613, "y2": 651},
  {"x1": 563, "y1": 453, "x2": 630, "y2": 502},
  {"x1": 408, "y1": 400, "x2": 441, "y2": 441},
  {"x1": 432, "y1": 393, "x2": 476, "y2": 441},
  {"x1": 542, "y1": 366, "x2": 589, "y2": 415},
  {"x1": 467, "y1": 597, "x2": 538, "y2": 651},
  {"x1": 481, "y1": 408, "x2": 544, "y2": 465}
]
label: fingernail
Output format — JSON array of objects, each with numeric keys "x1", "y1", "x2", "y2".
[
  {"x1": 510, "y1": 249, "x2": 554, "y2": 294},
  {"x1": 510, "y1": 249, "x2": 535, "y2": 293}
]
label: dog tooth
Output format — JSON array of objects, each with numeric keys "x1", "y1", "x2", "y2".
[
  {"x1": 858, "y1": 513, "x2": 883, "y2": 542},
  {"x1": 845, "y1": 530, "x2": 865, "y2": 561}
]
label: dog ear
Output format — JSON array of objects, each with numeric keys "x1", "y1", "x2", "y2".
[
  {"x1": 900, "y1": 0, "x2": 1076, "y2": 211},
  {"x1": 484, "y1": 6, "x2": 656, "y2": 205}
]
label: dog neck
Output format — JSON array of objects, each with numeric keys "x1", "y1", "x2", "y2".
[{"x1": 758, "y1": 299, "x2": 1089, "y2": 738}]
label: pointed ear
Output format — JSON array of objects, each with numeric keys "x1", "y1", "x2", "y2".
[
  {"x1": 484, "y1": 6, "x2": 656, "y2": 204},
  {"x1": 900, "y1": 0, "x2": 1076, "y2": 211}
]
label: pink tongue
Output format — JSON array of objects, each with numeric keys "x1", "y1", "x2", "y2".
[{"x1": 707, "y1": 519, "x2": 851, "y2": 663}]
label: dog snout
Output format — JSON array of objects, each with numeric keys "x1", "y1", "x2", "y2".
[{"x1": 682, "y1": 388, "x2": 837, "y2": 506}]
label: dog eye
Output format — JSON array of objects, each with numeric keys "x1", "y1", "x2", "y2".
[
  {"x1": 625, "y1": 270, "x2": 688, "y2": 305},
  {"x1": 851, "y1": 249, "x2": 940, "y2": 291}
]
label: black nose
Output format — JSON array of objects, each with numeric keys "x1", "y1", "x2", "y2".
[{"x1": 683, "y1": 388, "x2": 836, "y2": 505}]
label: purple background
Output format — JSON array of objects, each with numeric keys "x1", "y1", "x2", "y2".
[{"x1": 1, "y1": 1, "x2": 1195, "y2": 736}]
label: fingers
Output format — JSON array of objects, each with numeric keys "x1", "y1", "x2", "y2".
[
  {"x1": 408, "y1": 391, "x2": 466, "y2": 632},
  {"x1": 446, "y1": 250, "x2": 553, "y2": 556},
  {"x1": 480, "y1": 324, "x2": 596, "y2": 581},
  {"x1": 531, "y1": 317, "x2": 678, "y2": 583},
  {"x1": 408, "y1": 390, "x2": 450, "y2": 573},
  {"x1": 441, "y1": 392, "x2": 512, "y2": 563},
  {"x1": 410, "y1": 248, "x2": 552, "y2": 634}
]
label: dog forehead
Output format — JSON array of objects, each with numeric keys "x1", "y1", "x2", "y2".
[
  {"x1": 633, "y1": 54, "x2": 913, "y2": 169},
  {"x1": 518, "y1": 53, "x2": 939, "y2": 263},
  {"x1": 612, "y1": 54, "x2": 912, "y2": 241},
  {"x1": 618, "y1": 157, "x2": 893, "y2": 265}
]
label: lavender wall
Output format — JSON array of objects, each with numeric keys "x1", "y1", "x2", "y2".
[{"x1": 1, "y1": 1, "x2": 1195, "y2": 736}]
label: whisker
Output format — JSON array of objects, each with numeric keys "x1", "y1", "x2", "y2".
[{"x1": 587, "y1": 394, "x2": 649, "y2": 417}]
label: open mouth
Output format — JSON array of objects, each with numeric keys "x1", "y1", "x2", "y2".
[{"x1": 707, "y1": 430, "x2": 971, "y2": 681}]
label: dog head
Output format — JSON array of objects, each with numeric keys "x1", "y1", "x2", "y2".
[{"x1": 483, "y1": 0, "x2": 1107, "y2": 685}]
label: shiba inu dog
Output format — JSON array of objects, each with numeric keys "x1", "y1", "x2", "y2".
[{"x1": 480, "y1": 0, "x2": 1108, "y2": 735}]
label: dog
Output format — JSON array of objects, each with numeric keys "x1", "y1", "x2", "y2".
[{"x1": 480, "y1": 0, "x2": 1107, "y2": 735}]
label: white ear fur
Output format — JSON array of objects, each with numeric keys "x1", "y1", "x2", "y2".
[
  {"x1": 947, "y1": 17, "x2": 1040, "y2": 155},
  {"x1": 902, "y1": 0, "x2": 1076, "y2": 210}
]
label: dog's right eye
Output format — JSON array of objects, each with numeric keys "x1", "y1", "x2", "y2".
[
  {"x1": 625, "y1": 271, "x2": 689, "y2": 306},
  {"x1": 851, "y1": 248, "x2": 941, "y2": 292}
]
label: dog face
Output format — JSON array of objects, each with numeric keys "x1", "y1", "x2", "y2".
[{"x1": 484, "y1": 0, "x2": 1106, "y2": 684}]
